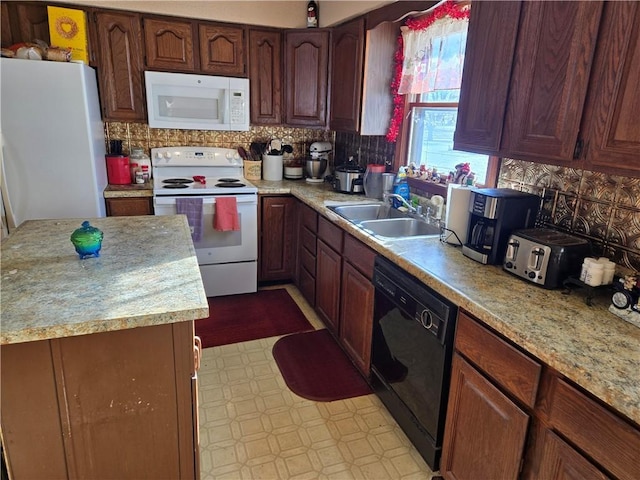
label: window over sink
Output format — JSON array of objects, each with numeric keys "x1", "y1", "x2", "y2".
[{"x1": 391, "y1": 1, "x2": 498, "y2": 188}]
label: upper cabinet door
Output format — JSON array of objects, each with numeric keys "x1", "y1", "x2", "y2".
[
  {"x1": 329, "y1": 18, "x2": 365, "y2": 132},
  {"x1": 501, "y1": 1, "x2": 603, "y2": 163},
  {"x1": 93, "y1": 11, "x2": 146, "y2": 122},
  {"x1": 581, "y1": 1, "x2": 640, "y2": 177},
  {"x1": 199, "y1": 24, "x2": 246, "y2": 76},
  {"x1": 144, "y1": 18, "x2": 195, "y2": 72},
  {"x1": 249, "y1": 28, "x2": 283, "y2": 125},
  {"x1": 454, "y1": 1, "x2": 522, "y2": 155},
  {"x1": 284, "y1": 30, "x2": 330, "y2": 127}
]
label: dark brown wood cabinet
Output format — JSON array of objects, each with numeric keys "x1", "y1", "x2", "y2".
[
  {"x1": 339, "y1": 234, "x2": 375, "y2": 375},
  {"x1": 329, "y1": 18, "x2": 365, "y2": 132},
  {"x1": 1, "y1": 321, "x2": 198, "y2": 479},
  {"x1": 144, "y1": 17, "x2": 195, "y2": 71},
  {"x1": 315, "y1": 217, "x2": 344, "y2": 334},
  {"x1": 105, "y1": 197, "x2": 153, "y2": 216},
  {"x1": 581, "y1": 1, "x2": 640, "y2": 177},
  {"x1": 443, "y1": 310, "x2": 640, "y2": 480},
  {"x1": 284, "y1": 29, "x2": 330, "y2": 127},
  {"x1": 441, "y1": 353, "x2": 530, "y2": 480},
  {"x1": 0, "y1": 2, "x2": 49, "y2": 48},
  {"x1": 199, "y1": 23, "x2": 245, "y2": 76},
  {"x1": 456, "y1": 1, "x2": 638, "y2": 176},
  {"x1": 525, "y1": 425, "x2": 609, "y2": 480},
  {"x1": 143, "y1": 17, "x2": 246, "y2": 76},
  {"x1": 453, "y1": 1, "x2": 521, "y2": 154},
  {"x1": 295, "y1": 201, "x2": 318, "y2": 307},
  {"x1": 259, "y1": 195, "x2": 296, "y2": 282},
  {"x1": 501, "y1": 1, "x2": 603, "y2": 164},
  {"x1": 249, "y1": 28, "x2": 283, "y2": 125},
  {"x1": 93, "y1": 10, "x2": 146, "y2": 122}
]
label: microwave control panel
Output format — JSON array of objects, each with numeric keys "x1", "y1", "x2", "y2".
[{"x1": 230, "y1": 90, "x2": 246, "y2": 125}]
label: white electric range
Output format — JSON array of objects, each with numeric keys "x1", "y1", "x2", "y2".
[{"x1": 152, "y1": 146, "x2": 258, "y2": 297}]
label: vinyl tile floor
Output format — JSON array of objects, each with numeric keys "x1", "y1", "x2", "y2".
[{"x1": 197, "y1": 284, "x2": 440, "y2": 480}]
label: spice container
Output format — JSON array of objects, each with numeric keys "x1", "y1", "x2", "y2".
[{"x1": 130, "y1": 148, "x2": 151, "y2": 183}]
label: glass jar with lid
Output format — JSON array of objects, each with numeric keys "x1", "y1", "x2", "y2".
[{"x1": 130, "y1": 147, "x2": 151, "y2": 183}]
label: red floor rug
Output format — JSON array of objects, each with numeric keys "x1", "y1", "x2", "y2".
[
  {"x1": 196, "y1": 289, "x2": 314, "y2": 348},
  {"x1": 272, "y1": 329, "x2": 372, "y2": 402}
]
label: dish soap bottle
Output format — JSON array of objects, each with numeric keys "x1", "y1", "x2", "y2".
[{"x1": 392, "y1": 166, "x2": 410, "y2": 209}]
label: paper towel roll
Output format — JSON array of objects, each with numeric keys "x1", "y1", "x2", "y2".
[{"x1": 444, "y1": 184, "x2": 473, "y2": 245}]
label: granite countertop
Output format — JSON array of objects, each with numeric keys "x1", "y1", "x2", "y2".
[
  {"x1": 104, "y1": 181, "x2": 154, "y2": 198},
  {"x1": 1, "y1": 216, "x2": 209, "y2": 345},
  {"x1": 257, "y1": 179, "x2": 640, "y2": 426}
]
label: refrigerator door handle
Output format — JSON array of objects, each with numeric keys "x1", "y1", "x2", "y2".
[{"x1": 0, "y1": 132, "x2": 18, "y2": 232}]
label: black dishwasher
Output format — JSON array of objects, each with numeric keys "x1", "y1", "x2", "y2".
[{"x1": 370, "y1": 256, "x2": 457, "y2": 471}]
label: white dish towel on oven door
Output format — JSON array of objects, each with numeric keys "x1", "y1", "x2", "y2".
[{"x1": 176, "y1": 198, "x2": 203, "y2": 242}]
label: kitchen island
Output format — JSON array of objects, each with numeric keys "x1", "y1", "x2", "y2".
[{"x1": 1, "y1": 216, "x2": 208, "y2": 479}]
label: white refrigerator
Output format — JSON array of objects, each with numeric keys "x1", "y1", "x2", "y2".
[{"x1": 0, "y1": 58, "x2": 107, "y2": 232}]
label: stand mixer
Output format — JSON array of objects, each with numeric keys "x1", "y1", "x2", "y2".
[{"x1": 305, "y1": 141, "x2": 331, "y2": 183}]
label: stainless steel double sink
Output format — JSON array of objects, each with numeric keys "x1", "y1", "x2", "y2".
[{"x1": 328, "y1": 203, "x2": 441, "y2": 239}]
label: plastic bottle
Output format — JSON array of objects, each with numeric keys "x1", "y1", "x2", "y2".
[
  {"x1": 392, "y1": 166, "x2": 410, "y2": 208},
  {"x1": 130, "y1": 147, "x2": 152, "y2": 183},
  {"x1": 579, "y1": 257, "x2": 596, "y2": 282}
]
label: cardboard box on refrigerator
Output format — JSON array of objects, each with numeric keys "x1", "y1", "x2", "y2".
[{"x1": 47, "y1": 6, "x2": 89, "y2": 64}]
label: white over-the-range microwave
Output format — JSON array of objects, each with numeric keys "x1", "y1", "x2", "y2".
[{"x1": 144, "y1": 71, "x2": 250, "y2": 131}]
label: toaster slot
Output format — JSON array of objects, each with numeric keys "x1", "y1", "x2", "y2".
[
  {"x1": 505, "y1": 238, "x2": 520, "y2": 261},
  {"x1": 528, "y1": 247, "x2": 545, "y2": 271}
]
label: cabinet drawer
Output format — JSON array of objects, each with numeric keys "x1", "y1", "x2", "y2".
[
  {"x1": 300, "y1": 243, "x2": 316, "y2": 277},
  {"x1": 318, "y1": 216, "x2": 343, "y2": 253},
  {"x1": 301, "y1": 226, "x2": 316, "y2": 256},
  {"x1": 343, "y1": 234, "x2": 375, "y2": 280},
  {"x1": 545, "y1": 376, "x2": 640, "y2": 480},
  {"x1": 456, "y1": 312, "x2": 541, "y2": 408},
  {"x1": 299, "y1": 202, "x2": 318, "y2": 233},
  {"x1": 298, "y1": 265, "x2": 316, "y2": 307}
]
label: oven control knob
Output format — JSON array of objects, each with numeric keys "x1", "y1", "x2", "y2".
[
  {"x1": 528, "y1": 271, "x2": 536, "y2": 279},
  {"x1": 164, "y1": 152, "x2": 172, "y2": 159}
]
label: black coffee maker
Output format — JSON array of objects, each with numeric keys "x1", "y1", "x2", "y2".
[{"x1": 462, "y1": 188, "x2": 540, "y2": 265}]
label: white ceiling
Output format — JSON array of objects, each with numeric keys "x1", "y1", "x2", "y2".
[{"x1": 56, "y1": 1, "x2": 397, "y2": 28}]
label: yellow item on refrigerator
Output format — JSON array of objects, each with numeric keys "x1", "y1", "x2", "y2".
[{"x1": 47, "y1": 6, "x2": 89, "y2": 64}]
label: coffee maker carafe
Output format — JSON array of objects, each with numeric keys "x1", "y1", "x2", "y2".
[{"x1": 462, "y1": 188, "x2": 540, "y2": 265}]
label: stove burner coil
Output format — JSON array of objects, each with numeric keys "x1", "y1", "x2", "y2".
[
  {"x1": 218, "y1": 178, "x2": 240, "y2": 183},
  {"x1": 162, "y1": 184, "x2": 189, "y2": 189},
  {"x1": 215, "y1": 182, "x2": 246, "y2": 188},
  {"x1": 162, "y1": 178, "x2": 194, "y2": 184}
]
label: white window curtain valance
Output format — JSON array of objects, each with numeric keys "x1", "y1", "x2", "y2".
[{"x1": 398, "y1": 15, "x2": 469, "y2": 95}]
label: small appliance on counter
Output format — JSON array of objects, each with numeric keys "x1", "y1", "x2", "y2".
[
  {"x1": 305, "y1": 141, "x2": 331, "y2": 183},
  {"x1": 462, "y1": 188, "x2": 540, "y2": 265},
  {"x1": 333, "y1": 156, "x2": 365, "y2": 194},
  {"x1": 503, "y1": 228, "x2": 592, "y2": 288}
]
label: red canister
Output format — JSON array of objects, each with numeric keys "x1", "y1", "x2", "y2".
[{"x1": 106, "y1": 154, "x2": 131, "y2": 185}]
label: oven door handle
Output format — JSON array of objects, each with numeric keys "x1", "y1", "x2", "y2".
[{"x1": 154, "y1": 195, "x2": 257, "y2": 206}]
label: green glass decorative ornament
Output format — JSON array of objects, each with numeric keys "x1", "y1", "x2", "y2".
[{"x1": 70, "y1": 221, "x2": 104, "y2": 259}]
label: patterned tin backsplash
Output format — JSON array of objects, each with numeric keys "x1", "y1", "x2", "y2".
[
  {"x1": 104, "y1": 122, "x2": 334, "y2": 164},
  {"x1": 499, "y1": 158, "x2": 640, "y2": 272},
  {"x1": 105, "y1": 123, "x2": 639, "y2": 272}
]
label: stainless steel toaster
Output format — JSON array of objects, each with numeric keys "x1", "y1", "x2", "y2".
[{"x1": 503, "y1": 228, "x2": 591, "y2": 288}]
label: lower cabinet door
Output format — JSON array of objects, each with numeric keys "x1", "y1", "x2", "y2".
[
  {"x1": 315, "y1": 239, "x2": 342, "y2": 334},
  {"x1": 339, "y1": 261, "x2": 374, "y2": 375},
  {"x1": 441, "y1": 353, "x2": 530, "y2": 480},
  {"x1": 528, "y1": 428, "x2": 609, "y2": 480}
]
